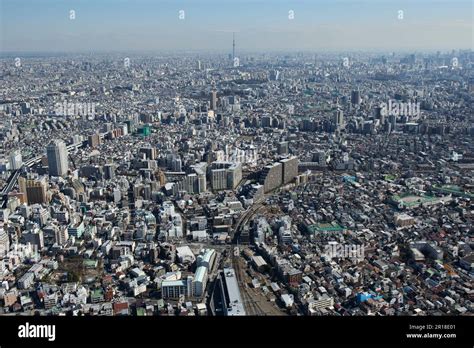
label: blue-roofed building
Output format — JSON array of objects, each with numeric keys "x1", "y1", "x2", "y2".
[
  {"x1": 342, "y1": 175, "x2": 356, "y2": 183},
  {"x1": 356, "y1": 292, "x2": 382, "y2": 304}
]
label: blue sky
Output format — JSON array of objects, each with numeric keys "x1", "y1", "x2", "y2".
[{"x1": 0, "y1": 0, "x2": 472, "y2": 52}]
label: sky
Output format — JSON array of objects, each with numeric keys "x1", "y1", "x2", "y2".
[{"x1": 0, "y1": 0, "x2": 472, "y2": 53}]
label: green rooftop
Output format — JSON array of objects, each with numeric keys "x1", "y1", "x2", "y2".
[
  {"x1": 84, "y1": 259, "x2": 98, "y2": 268},
  {"x1": 307, "y1": 223, "x2": 346, "y2": 234},
  {"x1": 91, "y1": 289, "x2": 104, "y2": 299},
  {"x1": 392, "y1": 194, "x2": 438, "y2": 208}
]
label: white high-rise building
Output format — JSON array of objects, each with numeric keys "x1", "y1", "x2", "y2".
[
  {"x1": 9, "y1": 150, "x2": 22, "y2": 170},
  {"x1": 334, "y1": 108, "x2": 344, "y2": 127}
]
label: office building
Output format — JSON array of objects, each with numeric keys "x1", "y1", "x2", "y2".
[
  {"x1": 280, "y1": 156, "x2": 298, "y2": 184},
  {"x1": 0, "y1": 223, "x2": 9, "y2": 256},
  {"x1": 210, "y1": 162, "x2": 242, "y2": 191},
  {"x1": 351, "y1": 90, "x2": 361, "y2": 105},
  {"x1": 278, "y1": 141, "x2": 289, "y2": 155},
  {"x1": 210, "y1": 91, "x2": 217, "y2": 110},
  {"x1": 211, "y1": 169, "x2": 227, "y2": 191},
  {"x1": 103, "y1": 164, "x2": 115, "y2": 180},
  {"x1": 47, "y1": 140, "x2": 68, "y2": 177},
  {"x1": 23, "y1": 177, "x2": 50, "y2": 205},
  {"x1": 182, "y1": 173, "x2": 206, "y2": 194},
  {"x1": 88, "y1": 133, "x2": 100, "y2": 148},
  {"x1": 55, "y1": 227, "x2": 69, "y2": 246},
  {"x1": 9, "y1": 150, "x2": 22, "y2": 170},
  {"x1": 334, "y1": 108, "x2": 344, "y2": 127},
  {"x1": 260, "y1": 162, "x2": 283, "y2": 193}
]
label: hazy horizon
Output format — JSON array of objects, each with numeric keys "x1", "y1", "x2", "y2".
[{"x1": 1, "y1": 0, "x2": 473, "y2": 53}]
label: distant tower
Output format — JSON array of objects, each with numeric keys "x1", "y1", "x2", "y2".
[{"x1": 232, "y1": 32, "x2": 235, "y2": 61}]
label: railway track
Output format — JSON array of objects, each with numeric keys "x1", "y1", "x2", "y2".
[{"x1": 232, "y1": 254, "x2": 265, "y2": 315}]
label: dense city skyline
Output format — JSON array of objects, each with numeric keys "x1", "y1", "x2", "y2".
[{"x1": 1, "y1": 49, "x2": 473, "y2": 319}]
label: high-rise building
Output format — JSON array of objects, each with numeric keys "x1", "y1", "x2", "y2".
[
  {"x1": 227, "y1": 163, "x2": 242, "y2": 189},
  {"x1": 334, "y1": 108, "x2": 344, "y2": 128},
  {"x1": 280, "y1": 156, "x2": 298, "y2": 184},
  {"x1": 210, "y1": 91, "x2": 217, "y2": 110},
  {"x1": 47, "y1": 140, "x2": 68, "y2": 177},
  {"x1": 374, "y1": 106, "x2": 385, "y2": 125},
  {"x1": 211, "y1": 168, "x2": 227, "y2": 191},
  {"x1": 9, "y1": 150, "x2": 22, "y2": 170},
  {"x1": 18, "y1": 176, "x2": 27, "y2": 196},
  {"x1": 261, "y1": 115, "x2": 273, "y2": 128},
  {"x1": 278, "y1": 141, "x2": 289, "y2": 155},
  {"x1": 181, "y1": 173, "x2": 206, "y2": 195},
  {"x1": 103, "y1": 164, "x2": 115, "y2": 180},
  {"x1": 88, "y1": 133, "x2": 101, "y2": 148},
  {"x1": 55, "y1": 227, "x2": 69, "y2": 246},
  {"x1": 139, "y1": 147, "x2": 157, "y2": 160},
  {"x1": 24, "y1": 177, "x2": 50, "y2": 205},
  {"x1": 171, "y1": 157, "x2": 182, "y2": 172},
  {"x1": 260, "y1": 162, "x2": 283, "y2": 193},
  {"x1": 0, "y1": 223, "x2": 9, "y2": 256},
  {"x1": 351, "y1": 90, "x2": 361, "y2": 105},
  {"x1": 198, "y1": 173, "x2": 207, "y2": 193},
  {"x1": 210, "y1": 162, "x2": 242, "y2": 191}
]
